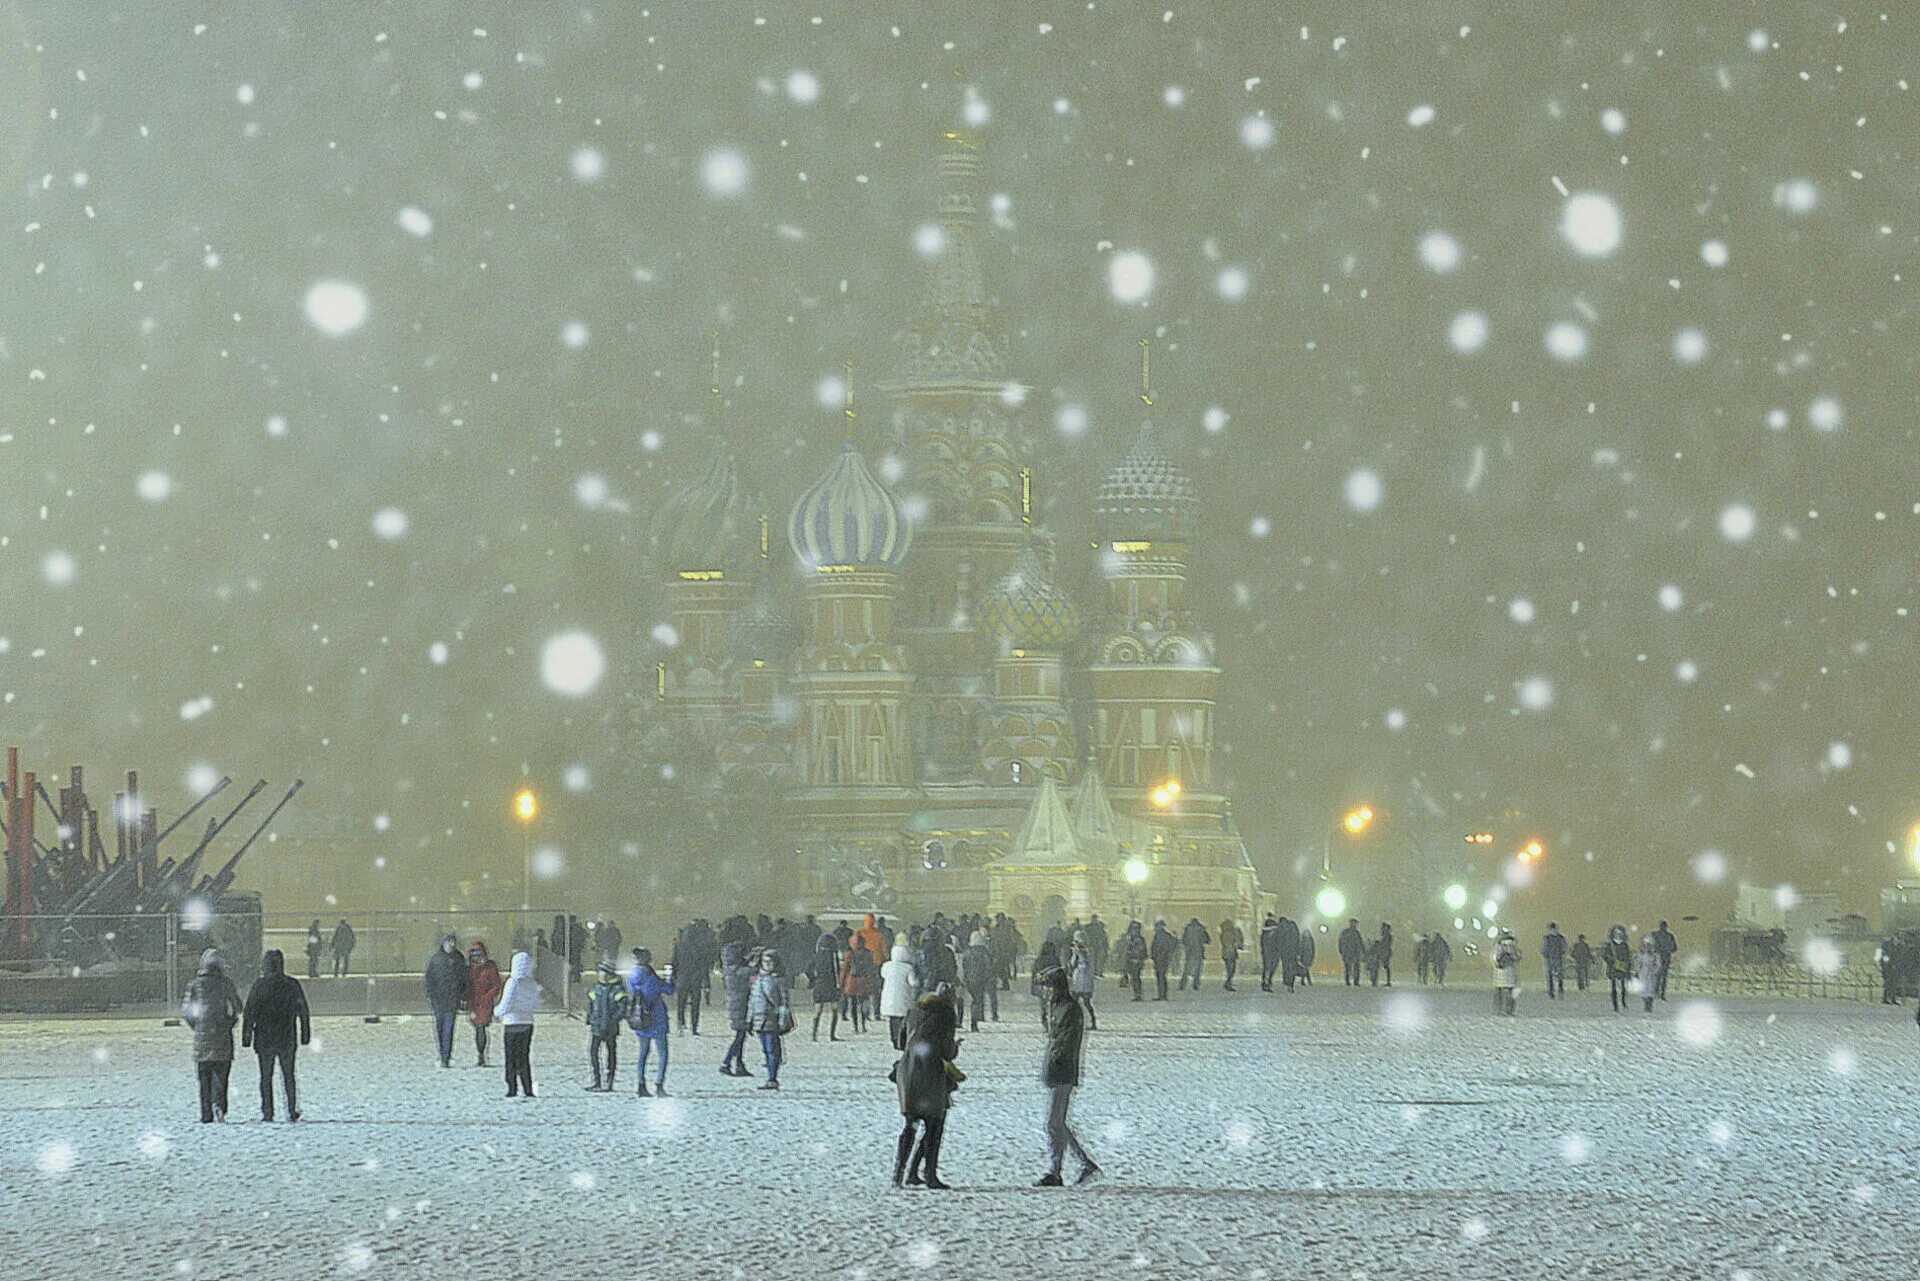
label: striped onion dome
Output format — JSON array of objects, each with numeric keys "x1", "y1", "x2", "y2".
[
  {"x1": 786, "y1": 441, "x2": 913, "y2": 570},
  {"x1": 725, "y1": 568, "x2": 801, "y2": 665},
  {"x1": 1093, "y1": 420, "x2": 1198, "y2": 540},
  {"x1": 978, "y1": 543, "x2": 1079, "y2": 651},
  {"x1": 651, "y1": 447, "x2": 760, "y2": 574}
]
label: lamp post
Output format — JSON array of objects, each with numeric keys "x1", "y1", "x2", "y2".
[
  {"x1": 1322, "y1": 804, "x2": 1374, "y2": 879},
  {"x1": 514, "y1": 788, "x2": 538, "y2": 909},
  {"x1": 1122, "y1": 855, "x2": 1150, "y2": 923}
]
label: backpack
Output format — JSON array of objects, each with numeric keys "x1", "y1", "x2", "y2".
[{"x1": 626, "y1": 981, "x2": 654, "y2": 1033}]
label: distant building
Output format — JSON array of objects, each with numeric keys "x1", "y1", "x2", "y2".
[{"x1": 640, "y1": 138, "x2": 1267, "y2": 935}]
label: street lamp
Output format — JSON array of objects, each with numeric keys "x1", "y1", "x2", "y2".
[
  {"x1": 514, "y1": 788, "x2": 538, "y2": 909},
  {"x1": 1518, "y1": 838, "x2": 1544, "y2": 864},
  {"x1": 1443, "y1": 883, "x2": 1469, "y2": 912},
  {"x1": 1322, "y1": 803, "x2": 1375, "y2": 878},
  {"x1": 1150, "y1": 780, "x2": 1182, "y2": 809},
  {"x1": 1315, "y1": 884, "x2": 1348, "y2": 919},
  {"x1": 1121, "y1": 855, "x2": 1150, "y2": 922}
]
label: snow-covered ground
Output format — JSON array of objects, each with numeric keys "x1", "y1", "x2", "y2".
[{"x1": 4, "y1": 984, "x2": 1916, "y2": 1279}]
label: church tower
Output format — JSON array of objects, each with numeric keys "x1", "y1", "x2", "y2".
[
  {"x1": 877, "y1": 136, "x2": 1033, "y2": 784},
  {"x1": 976, "y1": 541, "x2": 1079, "y2": 786}
]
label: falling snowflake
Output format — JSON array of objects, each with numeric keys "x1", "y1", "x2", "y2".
[
  {"x1": 371, "y1": 508, "x2": 409, "y2": 541},
  {"x1": 701, "y1": 147, "x2": 750, "y2": 197},
  {"x1": 1239, "y1": 114, "x2": 1275, "y2": 149},
  {"x1": 137, "y1": 471, "x2": 174, "y2": 502},
  {"x1": 540, "y1": 630, "x2": 606, "y2": 697},
  {"x1": 531, "y1": 846, "x2": 567, "y2": 880},
  {"x1": 1559, "y1": 1133, "x2": 1592, "y2": 1165},
  {"x1": 1560, "y1": 192, "x2": 1623, "y2": 257},
  {"x1": 303, "y1": 280, "x2": 368, "y2": 337},
  {"x1": 1807, "y1": 396, "x2": 1843, "y2": 432},
  {"x1": 1448, "y1": 311, "x2": 1489, "y2": 354},
  {"x1": 1344, "y1": 468, "x2": 1383, "y2": 513},
  {"x1": 1692, "y1": 850, "x2": 1727, "y2": 882},
  {"x1": 1675, "y1": 1001, "x2": 1722, "y2": 1047},
  {"x1": 397, "y1": 206, "x2": 433, "y2": 237},
  {"x1": 1718, "y1": 504, "x2": 1756, "y2": 543},
  {"x1": 1544, "y1": 322, "x2": 1589, "y2": 362},
  {"x1": 570, "y1": 146, "x2": 607, "y2": 182},
  {"x1": 1108, "y1": 250, "x2": 1154, "y2": 303},
  {"x1": 1418, "y1": 231, "x2": 1461, "y2": 273},
  {"x1": 1517, "y1": 676, "x2": 1554, "y2": 711},
  {"x1": 36, "y1": 1141, "x2": 77, "y2": 1177}
]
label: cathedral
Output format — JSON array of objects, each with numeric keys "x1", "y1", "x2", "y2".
[{"x1": 644, "y1": 138, "x2": 1270, "y2": 935}]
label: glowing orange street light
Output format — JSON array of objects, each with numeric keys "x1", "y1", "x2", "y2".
[
  {"x1": 1518, "y1": 838, "x2": 1545, "y2": 864},
  {"x1": 514, "y1": 788, "x2": 538, "y2": 909},
  {"x1": 1465, "y1": 831, "x2": 1495, "y2": 845},
  {"x1": 1150, "y1": 780, "x2": 1182, "y2": 809},
  {"x1": 1343, "y1": 805, "x2": 1375, "y2": 835},
  {"x1": 515, "y1": 789, "x2": 538, "y2": 823}
]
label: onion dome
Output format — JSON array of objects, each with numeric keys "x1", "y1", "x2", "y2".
[
  {"x1": 725, "y1": 568, "x2": 801, "y2": 666},
  {"x1": 1093, "y1": 421, "x2": 1197, "y2": 540},
  {"x1": 978, "y1": 543, "x2": 1079, "y2": 651},
  {"x1": 651, "y1": 447, "x2": 760, "y2": 575},
  {"x1": 787, "y1": 441, "x2": 913, "y2": 570}
]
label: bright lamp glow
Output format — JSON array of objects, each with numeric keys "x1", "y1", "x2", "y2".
[
  {"x1": 1316, "y1": 885, "x2": 1348, "y2": 918},
  {"x1": 1443, "y1": 883, "x2": 1469, "y2": 911},
  {"x1": 1481, "y1": 899, "x2": 1499, "y2": 920},
  {"x1": 1150, "y1": 786, "x2": 1174, "y2": 808},
  {"x1": 1343, "y1": 805, "x2": 1375, "y2": 834},
  {"x1": 514, "y1": 789, "x2": 538, "y2": 822},
  {"x1": 1122, "y1": 857, "x2": 1151, "y2": 886}
]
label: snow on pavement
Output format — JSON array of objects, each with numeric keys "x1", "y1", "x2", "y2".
[{"x1": 3, "y1": 986, "x2": 1916, "y2": 1279}]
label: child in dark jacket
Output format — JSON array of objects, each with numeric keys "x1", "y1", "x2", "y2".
[{"x1": 585, "y1": 961, "x2": 630, "y2": 1091}]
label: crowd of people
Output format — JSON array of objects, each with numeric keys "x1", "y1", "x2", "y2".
[{"x1": 180, "y1": 906, "x2": 1704, "y2": 1184}]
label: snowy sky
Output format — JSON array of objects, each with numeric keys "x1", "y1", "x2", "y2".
[{"x1": 2, "y1": 4, "x2": 1916, "y2": 929}]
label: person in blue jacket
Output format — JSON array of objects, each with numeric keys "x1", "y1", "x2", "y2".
[{"x1": 626, "y1": 947, "x2": 675, "y2": 1097}]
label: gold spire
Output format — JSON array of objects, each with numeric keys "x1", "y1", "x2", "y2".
[
  {"x1": 710, "y1": 333, "x2": 722, "y2": 400},
  {"x1": 759, "y1": 512, "x2": 770, "y2": 559},
  {"x1": 843, "y1": 359, "x2": 857, "y2": 428},
  {"x1": 1139, "y1": 336, "x2": 1155, "y2": 408},
  {"x1": 1020, "y1": 467, "x2": 1033, "y2": 527},
  {"x1": 655, "y1": 660, "x2": 666, "y2": 701}
]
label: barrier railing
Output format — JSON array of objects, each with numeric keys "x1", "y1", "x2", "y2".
[
  {"x1": 1668, "y1": 963, "x2": 1886, "y2": 1003},
  {"x1": 0, "y1": 908, "x2": 582, "y2": 1019}
]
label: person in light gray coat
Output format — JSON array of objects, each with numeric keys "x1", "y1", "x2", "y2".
[
  {"x1": 182, "y1": 948, "x2": 243, "y2": 1122},
  {"x1": 1067, "y1": 931, "x2": 1098, "y2": 1031}
]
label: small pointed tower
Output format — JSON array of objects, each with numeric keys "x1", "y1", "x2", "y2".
[
  {"x1": 1087, "y1": 341, "x2": 1218, "y2": 819},
  {"x1": 650, "y1": 342, "x2": 760, "y2": 735},
  {"x1": 976, "y1": 538, "x2": 1079, "y2": 785},
  {"x1": 877, "y1": 132, "x2": 1034, "y2": 783},
  {"x1": 986, "y1": 774, "x2": 1101, "y2": 934}
]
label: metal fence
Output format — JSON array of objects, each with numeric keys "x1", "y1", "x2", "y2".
[
  {"x1": 1668, "y1": 963, "x2": 1885, "y2": 1003},
  {"x1": 0, "y1": 908, "x2": 583, "y2": 1019}
]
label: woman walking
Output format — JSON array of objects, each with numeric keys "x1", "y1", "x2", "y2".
[
  {"x1": 842, "y1": 935, "x2": 878, "y2": 1034},
  {"x1": 1493, "y1": 929, "x2": 1520, "y2": 1016},
  {"x1": 880, "y1": 942, "x2": 919, "y2": 1049},
  {"x1": 495, "y1": 950, "x2": 540, "y2": 1098},
  {"x1": 467, "y1": 942, "x2": 502, "y2": 1068},
  {"x1": 810, "y1": 930, "x2": 844, "y2": 1042},
  {"x1": 1602, "y1": 925, "x2": 1633, "y2": 1013},
  {"x1": 182, "y1": 948, "x2": 243, "y2": 1123},
  {"x1": 1036, "y1": 967, "x2": 1099, "y2": 1186},
  {"x1": 719, "y1": 942, "x2": 753, "y2": 1077},
  {"x1": 747, "y1": 949, "x2": 792, "y2": 1091},
  {"x1": 893, "y1": 985, "x2": 960, "y2": 1190},
  {"x1": 1634, "y1": 935, "x2": 1662, "y2": 1013}
]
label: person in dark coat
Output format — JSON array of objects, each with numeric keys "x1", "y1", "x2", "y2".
[
  {"x1": 1258, "y1": 915, "x2": 1282, "y2": 991},
  {"x1": 671, "y1": 929, "x2": 703, "y2": 1036},
  {"x1": 1602, "y1": 925, "x2": 1633, "y2": 1012},
  {"x1": 241, "y1": 948, "x2": 311, "y2": 1122},
  {"x1": 1338, "y1": 919, "x2": 1366, "y2": 986},
  {"x1": 329, "y1": 919, "x2": 356, "y2": 977},
  {"x1": 810, "y1": 929, "x2": 844, "y2": 1042},
  {"x1": 1374, "y1": 923, "x2": 1394, "y2": 986},
  {"x1": 304, "y1": 919, "x2": 324, "y2": 980},
  {"x1": 1275, "y1": 916, "x2": 1301, "y2": 991},
  {"x1": 1651, "y1": 920, "x2": 1678, "y2": 1000},
  {"x1": 584, "y1": 960, "x2": 629, "y2": 1091},
  {"x1": 1114, "y1": 921, "x2": 1147, "y2": 1001},
  {"x1": 1148, "y1": 921, "x2": 1177, "y2": 1000},
  {"x1": 1295, "y1": 928, "x2": 1316, "y2": 985},
  {"x1": 599, "y1": 919, "x2": 624, "y2": 964},
  {"x1": 1570, "y1": 933, "x2": 1594, "y2": 992},
  {"x1": 961, "y1": 929, "x2": 995, "y2": 1030},
  {"x1": 719, "y1": 942, "x2": 754, "y2": 1077},
  {"x1": 893, "y1": 987, "x2": 960, "y2": 1189},
  {"x1": 1219, "y1": 919, "x2": 1243, "y2": 991},
  {"x1": 1036, "y1": 967, "x2": 1100, "y2": 1186},
  {"x1": 182, "y1": 948, "x2": 243, "y2": 1123},
  {"x1": 1029, "y1": 939, "x2": 1062, "y2": 1019},
  {"x1": 1086, "y1": 914, "x2": 1110, "y2": 978},
  {"x1": 1178, "y1": 918, "x2": 1211, "y2": 991},
  {"x1": 423, "y1": 933, "x2": 472, "y2": 1068},
  {"x1": 1541, "y1": 923, "x2": 1569, "y2": 999},
  {"x1": 1427, "y1": 930, "x2": 1449, "y2": 985}
]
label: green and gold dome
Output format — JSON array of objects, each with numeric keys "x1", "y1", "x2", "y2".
[{"x1": 978, "y1": 542, "x2": 1079, "y2": 652}]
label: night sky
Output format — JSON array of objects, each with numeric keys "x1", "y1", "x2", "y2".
[{"x1": 2, "y1": 4, "x2": 1916, "y2": 936}]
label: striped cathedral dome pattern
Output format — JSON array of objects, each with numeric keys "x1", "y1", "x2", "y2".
[
  {"x1": 1093, "y1": 420, "x2": 1198, "y2": 540},
  {"x1": 725, "y1": 569, "x2": 801, "y2": 665},
  {"x1": 786, "y1": 441, "x2": 913, "y2": 570},
  {"x1": 979, "y1": 543, "x2": 1079, "y2": 650}
]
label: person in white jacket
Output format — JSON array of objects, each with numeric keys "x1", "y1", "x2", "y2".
[
  {"x1": 1633, "y1": 936, "x2": 1662, "y2": 1013},
  {"x1": 1493, "y1": 930, "x2": 1520, "y2": 1016},
  {"x1": 879, "y1": 944, "x2": 919, "y2": 1051},
  {"x1": 494, "y1": 951, "x2": 541, "y2": 1098}
]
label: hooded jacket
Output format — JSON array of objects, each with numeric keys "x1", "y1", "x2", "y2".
[
  {"x1": 1602, "y1": 929, "x2": 1633, "y2": 978},
  {"x1": 241, "y1": 949, "x2": 311, "y2": 1053},
  {"x1": 468, "y1": 943, "x2": 503, "y2": 1026},
  {"x1": 183, "y1": 949, "x2": 243, "y2": 1063},
  {"x1": 493, "y1": 951, "x2": 540, "y2": 1026},
  {"x1": 1634, "y1": 940, "x2": 1662, "y2": 991},
  {"x1": 879, "y1": 944, "x2": 919, "y2": 1017},
  {"x1": 810, "y1": 932, "x2": 842, "y2": 1002},
  {"x1": 1042, "y1": 990, "x2": 1085, "y2": 1088},
  {"x1": 961, "y1": 933, "x2": 992, "y2": 990},
  {"x1": 586, "y1": 973, "x2": 630, "y2": 1035},
  {"x1": 1068, "y1": 942, "x2": 1094, "y2": 995},
  {"x1": 424, "y1": 935, "x2": 472, "y2": 1011},
  {"x1": 1148, "y1": 925, "x2": 1177, "y2": 966},
  {"x1": 626, "y1": 964, "x2": 674, "y2": 1037},
  {"x1": 896, "y1": 991, "x2": 959, "y2": 1120},
  {"x1": 747, "y1": 964, "x2": 791, "y2": 1035},
  {"x1": 1542, "y1": 928, "x2": 1568, "y2": 965},
  {"x1": 855, "y1": 913, "x2": 888, "y2": 962},
  {"x1": 1494, "y1": 933, "x2": 1521, "y2": 986}
]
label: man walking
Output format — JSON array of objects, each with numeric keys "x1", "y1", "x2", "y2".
[
  {"x1": 1035, "y1": 967, "x2": 1100, "y2": 1188},
  {"x1": 1541, "y1": 922, "x2": 1568, "y2": 1000},
  {"x1": 1570, "y1": 933, "x2": 1593, "y2": 992},
  {"x1": 1651, "y1": 920, "x2": 1677, "y2": 1000},
  {"x1": 1178, "y1": 917, "x2": 1211, "y2": 992},
  {"x1": 1338, "y1": 919, "x2": 1366, "y2": 986},
  {"x1": 330, "y1": 918, "x2": 356, "y2": 978},
  {"x1": 1219, "y1": 918, "x2": 1243, "y2": 991},
  {"x1": 241, "y1": 948, "x2": 311, "y2": 1121},
  {"x1": 1149, "y1": 921, "x2": 1177, "y2": 1001},
  {"x1": 1117, "y1": 921, "x2": 1148, "y2": 1002},
  {"x1": 424, "y1": 933, "x2": 471, "y2": 1068},
  {"x1": 1258, "y1": 914, "x2": 1282, "y2": 991}
]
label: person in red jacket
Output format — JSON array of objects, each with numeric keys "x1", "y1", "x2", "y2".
[{"x1": 467, "y1": 941, "x2": 504, "y2": 1068}]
